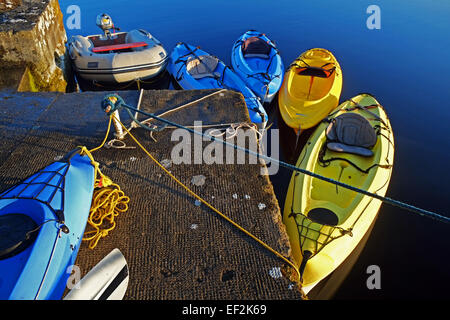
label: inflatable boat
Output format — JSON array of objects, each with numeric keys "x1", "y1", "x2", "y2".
[
  {"x1": 167, "y1": 42, "x2": 268, "y2": 128},
  {"x1": 231, "y1": 30, "x2": 284, "y2": 103},
  {"x1": 68, "y1": 14, "x2": 168, "y2": 84},
  {"x1": 0, "y1": 149, "x2": 95, "y2": 300}
]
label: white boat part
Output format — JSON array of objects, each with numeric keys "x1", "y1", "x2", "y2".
[{"x1": 64, "y1": 248, "x2": 129, "y2": 300}]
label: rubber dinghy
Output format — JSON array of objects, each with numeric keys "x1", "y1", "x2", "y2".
[
  {"x1": 231, "y1": 30, "x2": 284, "y2": 103},
  {"x1": 68, "y1": 14, "x2": 168, "y2": 84},
  {"x1": 279, "y1": 48, "x2": 342, "y2": 132},
  {"x1": 282, "y1": 94, "x2": 394, "y2": 294},
  {"x1": 167, "y1": 42, "x2": 268, "y2": 128},
  {"x1": 0, "y1": 149, "x2": 95, "y2": 300}
]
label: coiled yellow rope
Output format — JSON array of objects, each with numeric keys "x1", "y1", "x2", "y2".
[
  {"x1": 78, "y1": 116, "x2": 131, "y2": 249},
  {"x1": 83, "y1": 180, "x2": 130, "y2": 249}
]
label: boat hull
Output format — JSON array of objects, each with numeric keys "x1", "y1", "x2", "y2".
[
  {"x1": 278, "y1": 48, "x2": 342, "y2": 132},
  {"x1": 68, "y1": 29, "x2": 168, "y2": 84},
  {"x1": 283, "y1": 94, "x2": 394, "y2": 293},
  {"x1": 231, "y1": 30, "x2": 284, "y2": 103}
]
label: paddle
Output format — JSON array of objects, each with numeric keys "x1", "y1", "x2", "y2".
[{"x1": 63, "y1": 248, "x2": 129, "y2": 300}]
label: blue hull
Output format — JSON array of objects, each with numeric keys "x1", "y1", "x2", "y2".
[
  {"x1": 0, "y1": 150, "x2": 95, "y2": 300},
  {"x1": 167, "y1": 42, "x2": 267, "y2": 127},
  {"x1": 231, "y1": 30, "x2": 284, "y2": 103}
]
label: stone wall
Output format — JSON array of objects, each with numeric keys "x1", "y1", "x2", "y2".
[
  {"x1": 0, "y1": 0, "x2": 69, "y2": 92},
  {"x1": 0, "y1": 0, "x2": 22, "y2": 12}
]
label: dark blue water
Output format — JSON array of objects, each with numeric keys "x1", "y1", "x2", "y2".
[{"x1": 60, "y1": 0, "x2": 450, "y2": 299}]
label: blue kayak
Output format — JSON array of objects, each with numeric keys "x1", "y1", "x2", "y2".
[
  {"x1": 231, "y1": 30, "x2": 284, "y2": 104},
  {"x1": 0, "y1": 149, "x2": 95, "y2": 300},
  {"x1": 167, "y1": 42, "x2": 267, "y2": 128}
]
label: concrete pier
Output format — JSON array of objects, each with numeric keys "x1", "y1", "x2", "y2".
[{"x1": 0, "y1": 89, "x2": 304, "y2": 300}]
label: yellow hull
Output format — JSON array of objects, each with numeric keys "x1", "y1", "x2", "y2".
[
  {"x1": 278, "y1": 48, "x2": 343, "y2": 131},
  {"x1": 282, "y1": 93, "x2": 394, "y2": 294}
]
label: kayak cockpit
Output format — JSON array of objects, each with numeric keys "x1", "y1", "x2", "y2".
[
  {"x1": 241, "y1": 36, "x2": 272, "y2": 59},
  {"x1": 0, "y1": 198, "x2": 58, "y2": 299},
  {"x1": 290, "y1": 65, "x2": 336, "y2": 101},
  {"x1": 0, "y1": 152, "x2": 95, "y2": 300},
  {"x1": 0, "y1": 213, "x2": 38, "y2": 260},
  {"x1": 288, "y1": 48, "x2": 337, "y2": 101}
]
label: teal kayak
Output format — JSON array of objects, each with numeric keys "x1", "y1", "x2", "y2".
[{"x1": 231, "y1": 30, "x2": 284, "y2": 103}]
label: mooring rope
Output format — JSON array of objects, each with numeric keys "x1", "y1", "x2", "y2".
[
  {"x1": 110, "y1": 113, "x2": 304, "y2": 290},
  {"x1": 106, "y1": 89, "x2": 241, "y2": 147},
  {"x1": 101, "y1": 94, "x2": 450, "y2": 225},
  {"x1": 94, "y1": 96, "x2": 308, "y2": 297}
]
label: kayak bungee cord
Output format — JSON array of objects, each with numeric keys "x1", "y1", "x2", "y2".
[{"x1": 101, "y1": 94, "x2": 450, "y2": 225}]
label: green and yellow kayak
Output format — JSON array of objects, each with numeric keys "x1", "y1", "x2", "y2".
[
  {"x1": 283, "y1": 93, "x2": 394, "y2": 294},
  {"x1": 278, "y1": 48, "x2": 342, "y2": 132}
]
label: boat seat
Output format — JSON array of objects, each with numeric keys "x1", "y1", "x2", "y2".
[
  {"x1": 0, "y1": 213, "x2": 38, "y2": 260},
  {"x1": 88, "y1": 33, "x2": 128, "y2": 47},
  {"x1": 326, "y1": 113, "x2": 377, "y2": 157},
  {"x1": 91, "y1": 42, "x2": 148, "y2": 53},
  {"x1": 186, "y1": 55, "x2": 220, "y2": 79},
  {"x1": 242, "y1": 36, "x2": 271, "y2": 59}
]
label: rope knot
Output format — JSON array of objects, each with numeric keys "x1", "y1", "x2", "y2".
[
  {"x1": 101, "y1": 93, "x2": 125, "y2": 115},
  {"x1": 95, "y1": 175, "x2": 113, "y2": 188},
  {"x1": 100, "y1": 229, "x2": 110, "y2": 237}
]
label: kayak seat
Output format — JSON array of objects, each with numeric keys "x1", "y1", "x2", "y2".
[
  {"x1": 326, "y1": 113, "x2": 377, "y2": 157},
  {"x1": 241, "y1": 37, "x2": 271, "y2": 59},
  {"x1": 0, "y1": 213, "x2": 38, "y2": 260},
  {"x1": 186, "y1": 55, "x2": 220, "y2": 79}
]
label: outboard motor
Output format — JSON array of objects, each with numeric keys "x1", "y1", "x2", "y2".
[{"x1": 96, "y1": 13, "x2": 119, "y2": 39}]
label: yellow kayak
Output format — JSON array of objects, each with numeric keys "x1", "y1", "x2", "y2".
[
  {"x1": 278, "y1": 48, "x2": 343, "y2": 132},
  {"x1": 282, "y1": 93, "x2": 394, "y2": 294}
]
